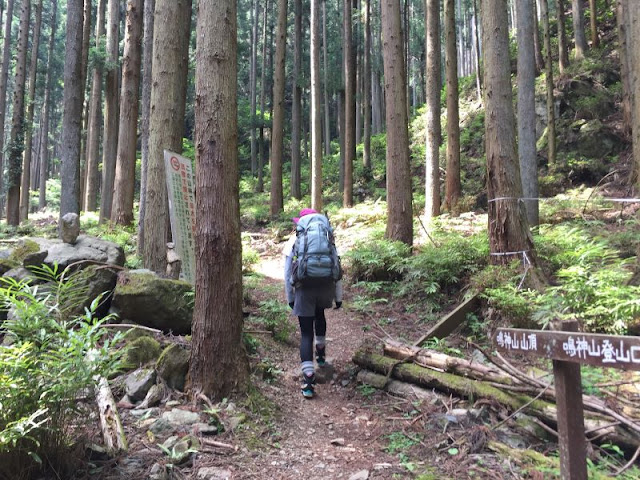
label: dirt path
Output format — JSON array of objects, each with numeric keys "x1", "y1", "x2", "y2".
[{"x1": 237, "y1": 254, "x2": 404, "y2": 479}]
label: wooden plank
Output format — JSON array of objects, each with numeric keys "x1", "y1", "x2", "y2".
[
  {"x1": 414, "y1": 293, "x2": 479, "y2": 346},
  {"x1": 552, "y1": 321, "x2": 587, "y2": 480},
  {"x1": 494, "y1": 328, "x2": 640, "y2": 371}
]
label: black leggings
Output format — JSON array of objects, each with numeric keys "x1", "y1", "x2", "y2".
[{"x1": 298, "y1": 307, "x2": 327, "y2": 363}]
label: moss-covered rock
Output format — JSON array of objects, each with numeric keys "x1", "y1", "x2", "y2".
[
  {"x1": 8, "y1": 239, "x2": 40, "y2": 265},
  {"x1": 110, "y1": 271, "x2": 193, "y2": 334},
  {"x1": 124, "y1": 335, "x2": 162, "y2": 368},
  {"x1": 156, "y1": 344, "x2": 190, "y2": 391}
]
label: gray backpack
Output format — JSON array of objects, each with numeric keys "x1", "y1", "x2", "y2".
[{"x1": 291, "y1": 213, "x2": 342, "y2": 287}]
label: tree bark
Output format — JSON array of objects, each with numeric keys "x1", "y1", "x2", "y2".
[
  {"x1": 311, "y1": 0, "x2": 323, "y2": 211},
  {"x1": 363, "y1": 0, "x2": 371, "y2": 170},
  {"x1": 291, "y1": 0, "x2": 302, "y2": 200},
  {"x1": 189, "y1": 0, "x2": 249, "y2": 399},
  {"x1": 322, "y1": 0, "x2": 331, "y2": 157},
  {"x1": 630, "y1": 2, "x2": 640, "y2": 189},
  {"x1": 256, "y1": 0, "x2": 269, "y2": 194},
  {"x1": 482, "y1": 0, "x2": 537, "y2": 266},
  {"x1": 556, "y1": 0, "x2": 570, "y2": 73},
  {"x1": 250, "y1": 0, "x2": 259, "y2": 178},
  {"x1": 269, "y1": 0, "x2": 287, "y2": 215},
  {"x1": 78, "y1": 0, "x2": 92, "y2": 207},
  {"x1": 143, "y1": 0, "x2": 192, "y2": 274},
  {"x1": 382, "y1": 0, "x2": 413, "y2": 246},
  {"x1": 137, "y1": 0, "x2": 155, "y2": 252},
  {"x1": 444, "y1": 0, "x2": 461, "y2": 215},
  {"x1": 0, "y1": 0, "x2": 14, "y2": 214},
  {"x1": 617, "y1": 0, "x2": 632, "y2": 136},
  {"x1": 99, "y1": 0, "x2": 120, "y2": 223},
  {"x1": 571, "y1": 0, "x2": 588, "y2": 60},
  {"x1": 6, "y1": 0, "x2": 31, "y2": 226},
  {"x1": 343, "y1": 0, "x2": 356, "y2": 207},
  {"x1": 532, "y1": 0, "x2": 544, "y2": 74},
  {"x1": 85, "y1": 0, "x2": 107, "y2": 212},
  {"x1": 424, "y1": 0, "x2": 441, "y2": 219},
  {"x1": 59, "y1": 0, "x2": 84, "y2": 221},
  {"x1": 112, "y1": 0, "x2": 144, "y2": 226},
  {"x1": 589, "y1": 0, "x2": 598, "y2": 48},
  {"x1": 19, "y1": 0, "x2": 43, "y2": 221},
  {"x1": 541, "y1": 0, "x2": 557, "y2": 165},
  {"x1": 39, "y1": 0, "x2": 58, "y2": 211},
  {"x1": 517, "y1": 0, "x2": 540, "y2": 227}
]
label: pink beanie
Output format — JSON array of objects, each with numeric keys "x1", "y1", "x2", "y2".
[{"x1": 293, "y1": 208, "x2": 317, "y2": 223}]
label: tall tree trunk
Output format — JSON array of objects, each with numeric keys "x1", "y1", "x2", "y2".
[
  {"x1": 473, "y1": 0, "x2": 483, "y2": 99},
  {"x1": 338, "y1": 89, "x2": 345, "y2": 193},
  {"x1": 250, "y1": 0, "x2": 259, "y2": 178},
  {"x1": 541, "y1": 0, "x2": 556, "y2": 165},
  {"x1": 571, "y1": 0, "x2": 588, "y2": 60},
  {"x1": 78, "y1": 0, "x2": 92, "y2": 208},
  {"x1": 256, "y1": 0, "x2": 269, "y2": 194},
  {"x1": 19, "y1": 0, "x2": 43, "y2": 221},
  {"x1": 589, "y1": 0, "x2": 598, "y2": 48},
  {"x1": 143, "y1": 0, "x2": 192, "y2": 274},
  {"x1": 556, "y1": 0, "x2": 570, "y2": 73},
  {"x1": 137, "y1": 0, "x2": 155, "y2": 253},
  {"x1": 517, "y1": 0, "x2": 540, "y2": 227},
  {"x1": 343, "y1": 0, "x2": 356, "y2": 207},
  {"x1": 85, "y1": 0, "x2": 107, "y2": 212},
  {"x1": 59, "y1": 0, "x2": 84, "y2": 221},
  {"x1": 39, "y1": 0, "x2": 57, "y2": 211},
  {"x1": 425, "y1": 0, "x2": 441, "y2": 219},
  {"x1": 483, "y1": 0, "x2": 537, "y2": 266},
  {"x1": 311, "y1": 0, "x2": 323, "y2": 210},
  {"x1": 0, "y1": 0, "x2": 15, "y2": 217},
  {"x1": 99, "y1": 0, "x2": 120, "y2": 223},
  {"x1": 617, "y1": 0, "x2": 632, "y2": 136},
  {"x1": 291, "y1": 0, "x2": 302, "y2": 200},
  {"x1": 444, "y1": 0, "x2": 461, "y2": 215},
  {"x1": 532, "y1": 0, "x2": 544, "y2": 74},
  {"x1": 112, "y1": 0, "x2": 143, "y2": 225},
  {"x1": 630, "y1": 2, "x2": 640, "y2": 188},
  {"x1": 6, "y1": 0, "x2": 31, "y2": 226},
  {"x1": 363, "y1": 0, "x2": 372, "y2": 170},
  {"x1": 381, "y1": 0, "x2": 413, "y2": 246},
  {"x1": 189, "y1": 0, "x2": 249, "y2": 400},
  {"x1": 269, "y1": 0, "x2": 287, "y2": 215},
  {"x1": 322, "y1": 0, "x2": 331, "y2": 156}
]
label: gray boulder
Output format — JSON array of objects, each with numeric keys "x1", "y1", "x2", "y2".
[
  {"x1": 60, "y1": 213, "x2": 80, "y2": 244},
  {"x1": 39, "y1": 235, "x2": 125, "y2": 270},
  {"x1": 110, "y1": 271, "x2": 193, "y2": 334}
]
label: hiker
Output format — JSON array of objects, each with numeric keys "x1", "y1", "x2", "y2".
[{"x1": 283, "y1": 208, "x2": 343, "y2": 398}]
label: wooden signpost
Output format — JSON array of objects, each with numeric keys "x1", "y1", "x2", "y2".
[{"x1": 494, "y1": 321, "x2": 640, "y2": 479}]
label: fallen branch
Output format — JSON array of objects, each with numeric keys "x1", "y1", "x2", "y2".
[
  {"x1": 201, "y1": 438, "x2": 237, "y2": 451},
  {"x1": 95, "y1": 376, "x2": 128, "y2": 456}
]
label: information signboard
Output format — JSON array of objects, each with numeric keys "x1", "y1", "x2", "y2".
[
  {"x1": 494, "y1": 328, "x2": 640, "y2": 370},
  {"x1": 164, "y1": 150, "x2": 196, "y2": 284}
]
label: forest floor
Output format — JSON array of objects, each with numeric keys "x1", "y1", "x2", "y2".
[{"x1": 101, "y1": 225, "x2": 538, "y2": 480}]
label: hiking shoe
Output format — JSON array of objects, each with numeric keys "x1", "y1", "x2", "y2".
[
  {"x1": 316, "y1": 346, "x2": 326, "y2": 367},
  {"x1": 301, "y1": 373, "x2": 316, "y2": 398}
]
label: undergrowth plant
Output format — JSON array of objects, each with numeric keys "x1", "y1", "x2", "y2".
[
  {"x1": 255, "y1": 299, "x2": 294, "y2": 343},
  {"x1": 481, "y1": 224, "x2": 640, "y2": 333},
  {"x1": 0, "y1": 266, "x2": 125, "y2": 478}
]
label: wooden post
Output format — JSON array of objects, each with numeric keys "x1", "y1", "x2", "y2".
[{"x1": 553, "y1": 320, "x2": 587, "y2": 480}]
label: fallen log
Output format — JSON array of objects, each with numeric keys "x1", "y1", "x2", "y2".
[
  {"x1": 383, "y1": 339, "x2": 516, "y2": 385},
  {"x1": 353, "y1": 347, "x2": 640, "y2": 450},
  {"x1": 95, "y1": 376, "x2": 128, "y2": 456},
  {"x1": 357, "y1": 370, "x2": 444, "y2": 403}
]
